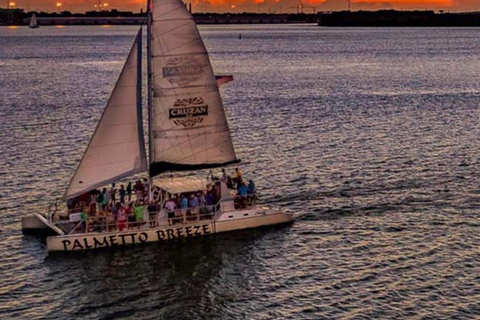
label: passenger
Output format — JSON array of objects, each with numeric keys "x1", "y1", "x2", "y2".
[
  {"x1": 211, "y1": 184, "x2": 219, "y2": 201},
  {"x1": 80, "y1": 211, "x2": 88, "y2": 233},
  {"x1": 110, "y1": 183, "x2": 116, "y2": 205},
  {"x1": 236, "y1": 178, "x2": 243, "y2": 192},
  {"x1": 105, "y1": 187, "x2": 111, "y2": 206},
  {"x1": 111, "y1": 203, "x2": 119, "y2": 222},
  {"x1": 134, "y1": 203, "x2": 144, "y2": 229},
  {"x1": 103, "y1": 205, "x2": 114, "y2": 231},
  {"x1": 126, "y1": 203, "x2": 135, "y2": 229},
  {"x1": 237, "y1": 183, "x2": 248, "y2": 209},
  {"x1": 175, "y1": 194, "x2": 182, "y2": 210},
  {"x1": 189, "y1": 194, "x2": 199, "y2": 218},
  {"x1": 135, "y1": 180, "x2": 143, "y2": 204},
  {"x1": 117, "y1": 204, "x2": 127, "y2": 232},
  {"x1": 67, "y1": 197, "x2": 76, "y2": 213},
  {"x1": 238, "y1": 183, "x2": 248, "y2": 197},
  {"x1": 119, "y1": 185, "x2": 126, "y2": 204},
  {"x1": 199, "y1": 192, "x2": 206, "y2": 215},
  {"x1": 97, "y1": 205, "x2": 108, "y2": 231},
  {"x1": 165, "y1": 198, "x2": 176, "y2": 222},
  {"x1": 181, "y1": 194, "x2": 188, "y2": 210},
  {"x1": 248, "y1": 180, "x2": 256, "y2": 195},
  {"x1": 227, "y1": 175, "x2": 234, "y2": 189},
  {"x1": 126, "y1": 182, "x2": 133, "y2": 202},
  {"x1": 97, "y1": 189, "x2": 105, "y2": 212},
  {"x1": 221, "y1": 168, "x2": 227, "y2": 182},
  {"x1": 89, "y1": 192, "x2": 97, "y2": 216},
  {"x1": 206, "y1": 191, "x2": 214, "y2": 212},
  {"x1": 100, "y1": 188, "x2": 108, "y2": 208},
  {"x1": 143, "y1": 178, "x2": 149, "y2": 203},
  {"x1": 234, "y1": 168, "x2": 242, "y2": 187},
  {"x1": 147, "y1": 201, "x2": 159, "y2": 227},
  {"x1": 181, "y1": 194, "x2": 188, "y2": 219},
  {"x1": 78, "y1": 192, "x2": 89, "y2": 212},
  {"x1": 189, "y1": 194, "x2": 199, "y2": 208}
]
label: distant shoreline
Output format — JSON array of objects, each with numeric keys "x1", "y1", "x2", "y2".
[
  {"x1": 0, "y1": 10, "x2": 318, "y2": 26},
  {"x1": 3, "y1": 9, "x2": 480, "y2": 27},
  {"x1": 318, "y1": 10, "x2": 480, "y2": 27}
]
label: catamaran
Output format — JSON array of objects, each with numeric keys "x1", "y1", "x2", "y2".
[
  {"x1": 29, "y1": 13, "x2": 39, "y2": 29},
  {"x1": 21, "y1": 0, "x2": 295, "y2": 252}
]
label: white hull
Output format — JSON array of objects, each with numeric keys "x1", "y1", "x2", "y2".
[
  {"x1": 22, "y1": 212, "x2": 64, "y2": 234},
  {"x1": 46, "y1": 208, "x2": 294, "y2": 252},
  {"x1": 22, "y1": 215, "x2": 50, "y2": 230}
]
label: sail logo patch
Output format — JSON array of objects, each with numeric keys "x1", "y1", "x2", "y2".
[
  {"x1": 169, "y1": 97, "x2": 208, "y2": 128},
  {"x1": 162, "y1": 56, "x2": 205, "y2": 86}
]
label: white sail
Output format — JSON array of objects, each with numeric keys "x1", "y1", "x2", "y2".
[
  {"x1": 149, "y1": 0, "x2": 238, "y2": 176},
  {"x1": 65, "y1": 30, "x2": 147, "y2": 199},
  {"x1": 29, "y1": 13, "x2": 38, "y2": 28}
]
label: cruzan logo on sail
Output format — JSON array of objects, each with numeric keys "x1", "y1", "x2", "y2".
[{"x1": 169, "y1": 97, "x2": 208, "y2": 128}]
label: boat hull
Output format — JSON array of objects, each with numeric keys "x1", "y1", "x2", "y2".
[
  {"x1": 46, "y1": 210, "x2": 294, "y2": 252},
  {"x1": 22, "y1": 215, "x2": 51, "y2": 231}
]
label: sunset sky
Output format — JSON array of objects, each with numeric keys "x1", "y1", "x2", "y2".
[{"x1": 7, "y1": 0, "x2": 480, "y2": 13}]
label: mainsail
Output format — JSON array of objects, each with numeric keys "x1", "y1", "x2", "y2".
[
  {"x1": 148, "y1": 0, "x2": 239, "y2": 177},
  {"x1": 65, "y1": 30, "x2": 147, "y2": 199}
]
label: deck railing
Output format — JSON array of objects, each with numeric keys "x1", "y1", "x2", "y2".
[
  {"x1": 63, "y1": 194, "x2": 258, "y2": 235},
  {"x1": 66, "y1": 203, "x2": 221, "y2": 235}
]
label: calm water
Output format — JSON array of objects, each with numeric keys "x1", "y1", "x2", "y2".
[{"x1": 1, "y1": 24, "x2": 480, "y2": 319}]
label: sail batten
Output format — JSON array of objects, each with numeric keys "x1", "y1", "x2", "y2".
[
  {"x1": 65, "y1": 29, "x2": 147, "y2": 199},
  {"x1": 149, "y1": 0, "x2": 238, "y2": 176}
]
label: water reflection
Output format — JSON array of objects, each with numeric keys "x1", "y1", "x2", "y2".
[{"x1": 40, "y1": 228, "x2": 290, "y2": 318}]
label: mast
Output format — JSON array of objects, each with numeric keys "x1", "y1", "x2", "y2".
[
  {"x1": 136, "y1": 28, "x2": 146, "y2": 168},
  {"x1": 147, "y1": 0, "x2": 154, "y2": 202}
]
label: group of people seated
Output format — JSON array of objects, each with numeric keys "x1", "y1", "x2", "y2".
[
  {"x1": 163, "y1": 187, "x2": 220, "y2": 224},
  {"x1": 67, "y1": 178, "x2": 151, "y2": 217},
  {"x1": 65, "y1": 168, "x2": 259, "y2": 233}
]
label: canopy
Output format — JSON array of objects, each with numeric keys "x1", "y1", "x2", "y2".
[{"x1": 155, "y1": 177, "x2": 211, "y2": 195}]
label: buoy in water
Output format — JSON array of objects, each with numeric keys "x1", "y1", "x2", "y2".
[{"x1": 238, "y1": 34, "x2": 242, "y2": 39}]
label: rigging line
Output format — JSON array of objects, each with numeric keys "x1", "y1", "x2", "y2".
[
  {"x1": 151, "y1": 19, "x2": 196, "y2": 38},
  {"x1": 152, "y1": 85, "x2": 217, "y2": 95},
  {"x1": 154, "y1": 128, "x2": 227, "y2": 155},
  {"x1": 153, "y1": 136, "x2": 235, "y2": 164},
  {"x1": 154, "y1": 4, "x2": 189, "y2": 20},
  {"x1": 151, "y1": 23, "x2": 208, "y2": 59},
  {"x1": 153, "y1": 3, "x2": 193, "y2": 20},
  {"x1": 85, "y1": 139, "x2": 143, "y2": 148},
  {"x1": 153, "y1": 123, "x2": 227, "y2": 133},
  {"x1": 152, "y1": 41, "x2": 207, "y2": 62},
  {"x1": 151, "y1": 39, "x2": 203, "y2": 57},
  {"x1": 92, "y1": 122, "x2": 137, "y2": 129},
  {"x1": 73, "y1": 158, "x2": 145, "y2": 169},
  {"x1": 152, "y1": 51, "x2": 207, "y2": 59}
]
